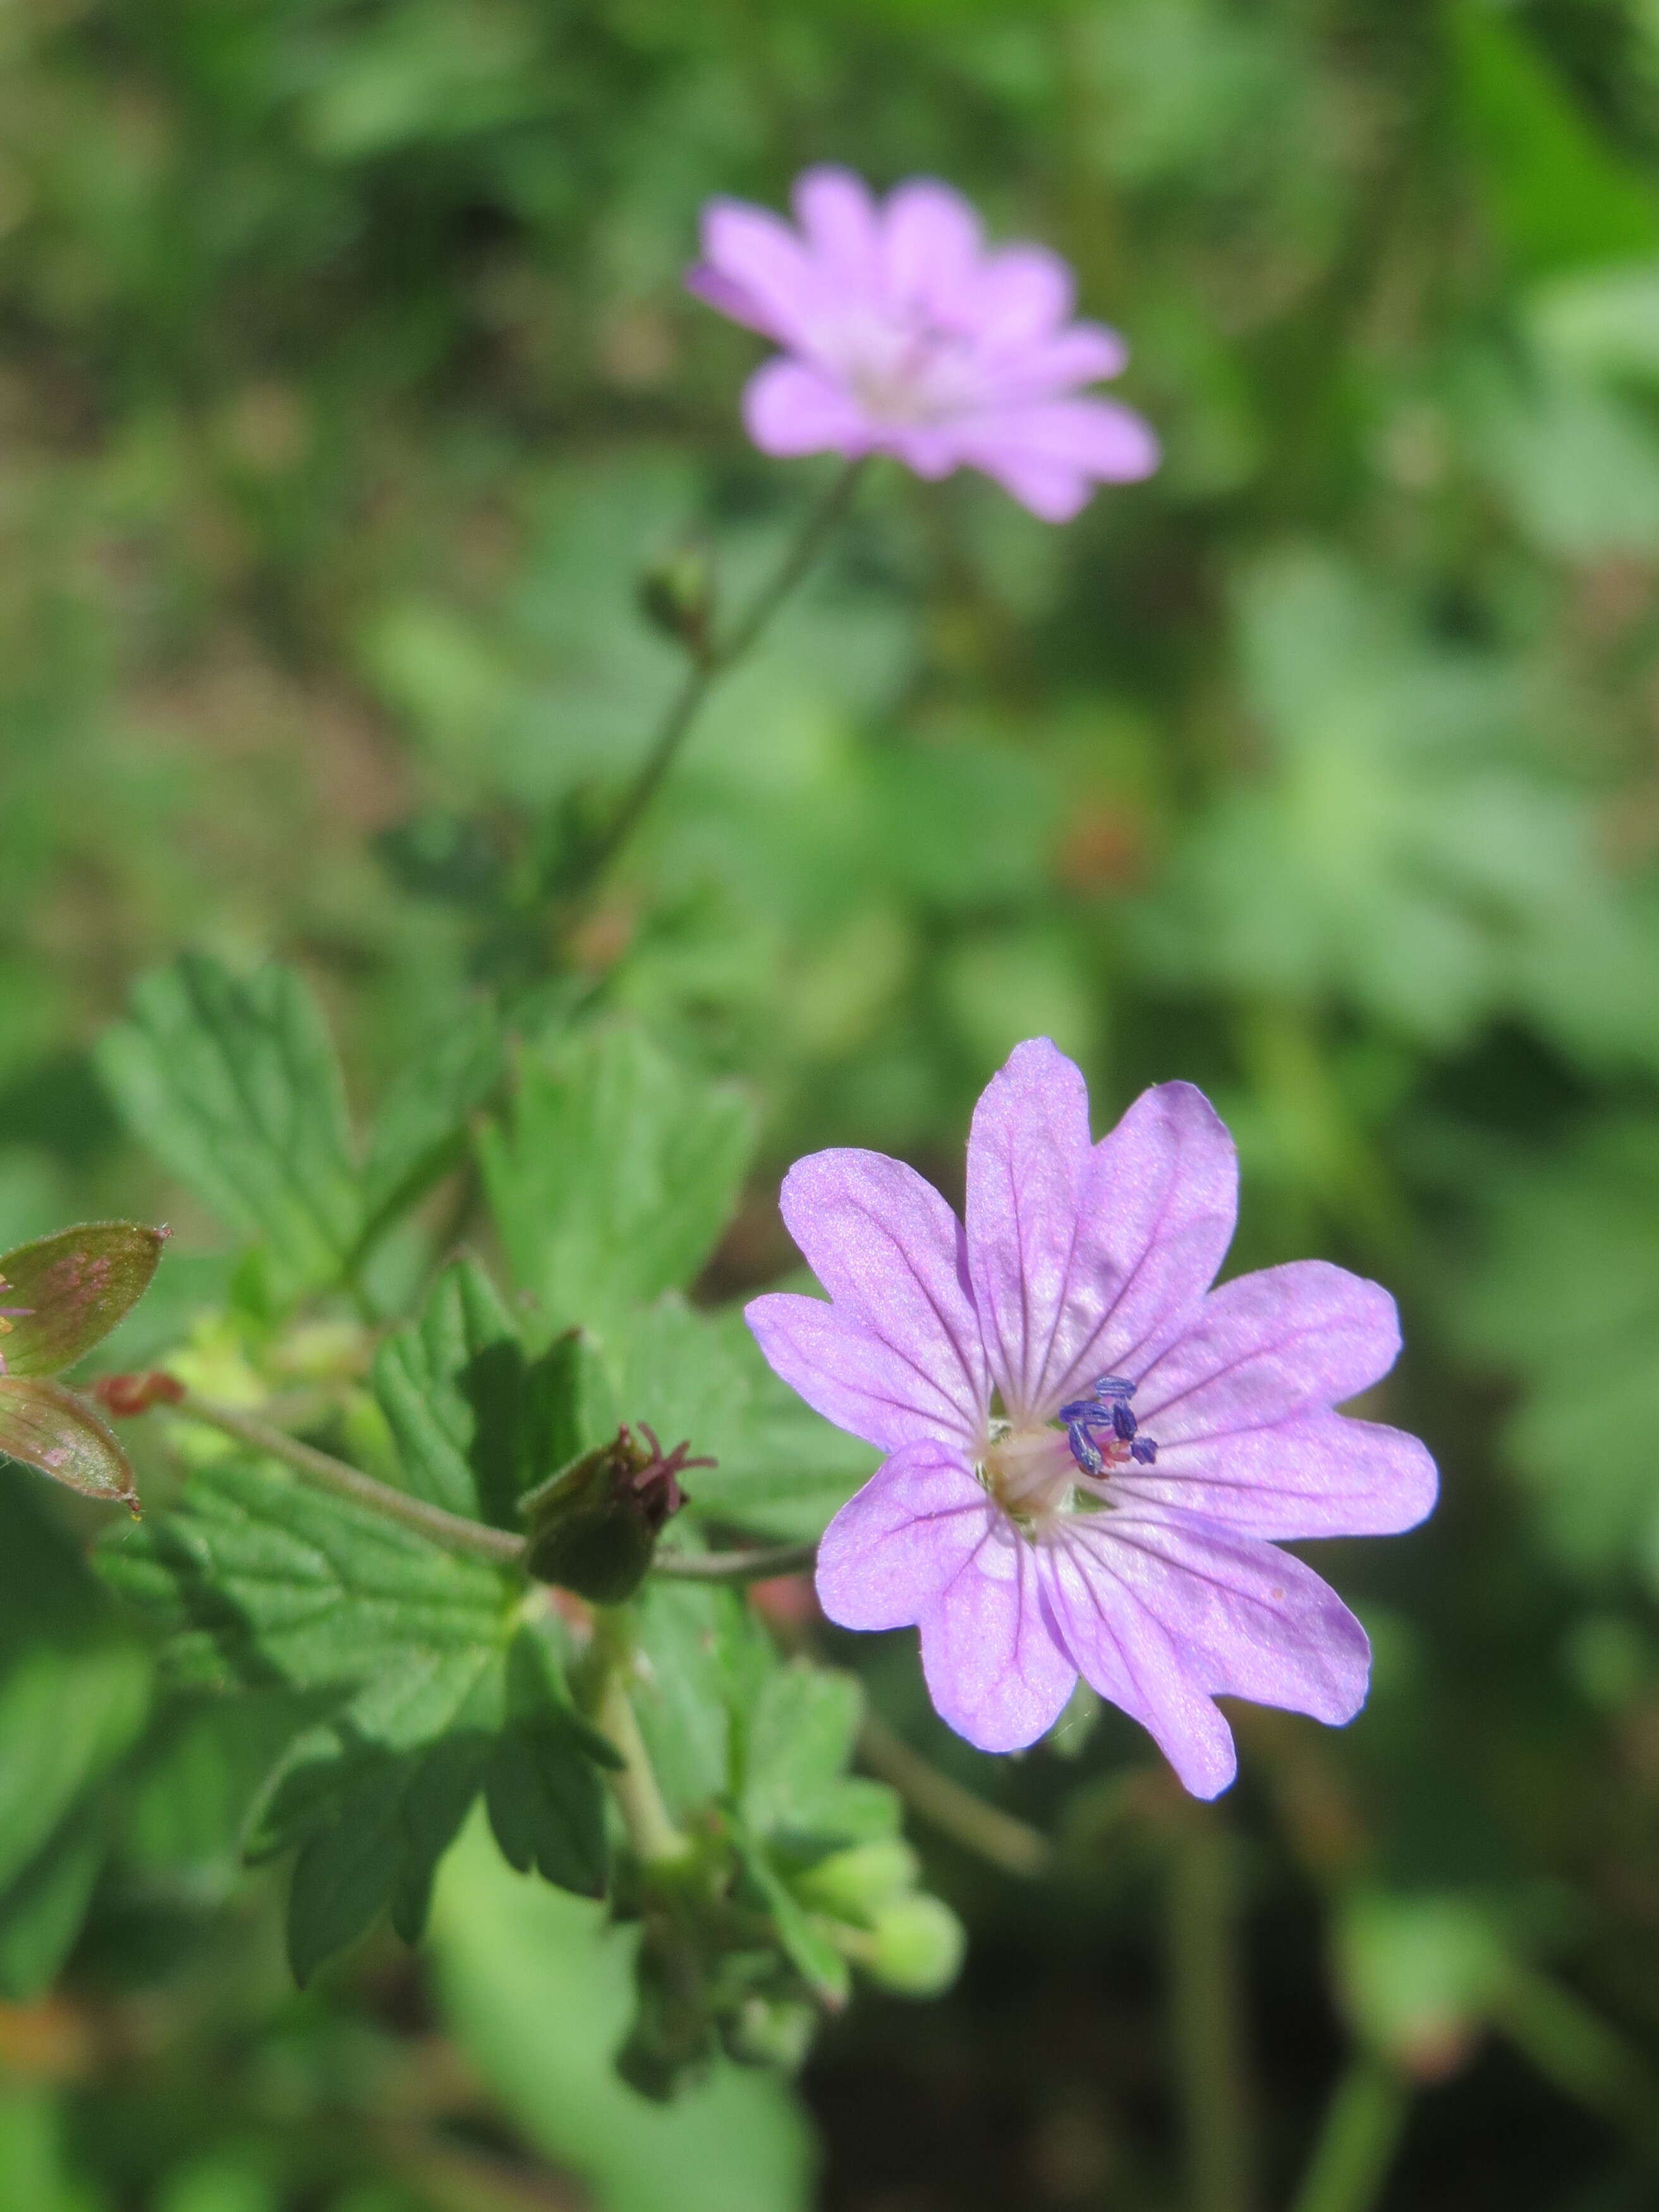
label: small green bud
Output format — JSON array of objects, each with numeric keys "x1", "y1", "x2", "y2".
[
  {"x1": 863, "y1": 1894, "x2": 966, "y2": 1998},
  {"x1": 520, "y1": 1423, "x2": 710, "y2": 1603},
  {"x1": 795, "y1": 1839, "x2": 920, "y2": 1924},
  {"x1": 722, "y1": 1994, "x2": 817, "y2": 2072},
  {"x1": 636, "y1": 537, "x2": 716, "y2": 658}
]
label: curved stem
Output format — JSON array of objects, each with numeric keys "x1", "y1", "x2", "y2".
[
  {"x1": 178, "y1": 1394, "x2": 527, "y2": 1563},
  {"x1": 1287, "y1": 2055, "x2": 1410, "y2": 2212},
  {"x1": 650, "y1": 1537, "x2": 817, "y2": 1583},
  {"x1": 578, "y1": 457, "x2": 867, "y2": 892},
  {"x1": 167, "y1": 1395, "x2": 810, "y2": 1589},
  {"x1": 856, "y1": 1710, "x2": 1052, "y2": 1880}
]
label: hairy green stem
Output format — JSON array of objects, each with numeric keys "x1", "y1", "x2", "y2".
[
  {"x1": 178, "y1": 1394, "x2": 528, "y2": 1563},
  {"x1": 856, "y1": 1710, "x2": 1053, "y2": 1880},
  {"x1": 578, "y1": 457, "x2": 867, "y2": 892},
  {"x1": 171, "y1": 1395, "x2": 813, "y2": 1589},
  {"x1": 1168, "y1": 1814, "x2": 1255, "y2": 2212},
  {"x1": 591, "y1": 1606, "x2": 689, "y2": 1868},
  {"x1": 1288, "y1": 2055, "x2": 1409, "y2": 2212}
]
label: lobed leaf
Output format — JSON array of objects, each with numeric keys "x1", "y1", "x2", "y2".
[
  {"x1": 97, "y1": 954, "x2": 362, "y2": 1309},
  {"x1": 100, "y1": 1460, "x2": 609, "y2": 1978},
  {"x1": 478, "y1": 1024, "x2": 755, "y2": 1339}
]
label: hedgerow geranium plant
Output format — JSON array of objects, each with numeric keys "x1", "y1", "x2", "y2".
[{"x1": 3, "y1": 174, "x2": 1430, "y2": 2109}]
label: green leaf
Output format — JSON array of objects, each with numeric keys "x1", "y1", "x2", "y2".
[
  {"x1": 478, "y1": 1026, "x2": 755, "y2": 1337},
  {"x1": 0, "y1": 1222, "x2": 166, "y2": 1378},
  {"x1": 0, "y1": 1485, "x2": 150, "y2": 1995},
  {"x1": 356, "y1": 1000, "x2": 504, "y2": 1257},
  {"x1": 125, "y1": 1690, "x2": 333, "y2": 1881},
  {"x1": 100, "y1": 1457, "x2": 509, "y2": 1692},
  {"x1": 1451, "y1": 6, "x2": 1659, "y2": 277},
  {"x1": 1137, "y1": 551, "x2": 1659, "y2": 1067},
  {"x1": 0, "y1": 1378, "x2": 139, "y2": 1508},
  {"x1": 630, "y1": 1580, "x2": 773, "y2": 1823},
  {"x1": 734, "y1": 1839, "x2": 850, "y2": 2008},
  {"x1": 430, "y1": 1816, "x2": 815, "y2": 2212},
  {"x1": 483, "y1": 1630, "x2": 610, "y2": 1895},
  {"x1": 0, "y1": 1809, "x2": 106, "y2": 2002},
  {"x1": 100, "y1": 1461, "x2": 609, "y2": 1978},
  {"x1": 97, "y1": 956, "x2": 362, "y2": 1308},
  {"x1": 281, "y1": 1732, "x2": 491, "y2": 1979},
  {"x1": 1448, "y1": 1117, "x2": 1659, "y2": 1578},
  {"x1": 739, "y1": 1665, "x2": 897, "y2": 1859},
  {"x1": 372, "y1": 1258, "x2": 535, "y2": 1526}
]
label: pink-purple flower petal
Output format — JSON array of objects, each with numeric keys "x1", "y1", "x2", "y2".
[
  {"x1": 960, "y1": 243, "x2": 1076, "y2": 339},
  {"x1": 743, "y1": 359, "x2": 873, "y2": 456},
  {"x1": 916, "y1": 1521, "x2": 1078, "y2": 1752},
  {"x1": 778, "y1": 1148, "x2": 988, "y2": 1435},
  {"x1": 880, "y1": 179, "x2": 981, "y2": 316},
  {"x1": 966, "y1": 1052, "x2": 1237, "y2": 1423},
  {"x1": 793, "y1": 165, "x2": 881, "y2": 288},
  {"x1": 1136, "y1": 1261, "x2": 1403, "y2": 1442},
  {"x1": 957, "y1": 451, "x2": 1094, "y2": 523},
  {"x1": 700, "y1": 199, "x2": 823, "y2": 347},
  {"x1": 1079, "y1": 1505, "x2": 1372, "y2": 1727},
  {"x1": 1115, "y1": 1411, "x2": 1438, "y2": 1541},
  {"x1": 963, "y1": 398, "x2": 1161, "y2": 484},
  {"x1": 1038, "y1": 1530, "x2": 1239, "y2": 1796},
  {"x1": 815, "y1": 1440, "x2": 991, "y2": 1631},
  {"x1": 744, "y1": 1292, "x2": 980, "y2": 1454}
]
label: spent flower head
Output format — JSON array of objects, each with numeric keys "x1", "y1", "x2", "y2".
[
  {"x1": 688, "y1": 167, "x2": 1158, "y2": 521},
  {"x1": 747, "y1": 1041, "x2": 1437, "y2": 1796}
]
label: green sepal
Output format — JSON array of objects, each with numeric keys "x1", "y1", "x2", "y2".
[
  {"x1": 0, "y1": 1376, "x2": 140, "y2": 1508},
  {"x1": 521, "y1": 1431, "x2": 677, "y2": 1604},
  {"x1": 0, "y1": 1222, "x2": 166, "y2": 1378}
]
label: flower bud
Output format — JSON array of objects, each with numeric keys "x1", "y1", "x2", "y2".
[
  {"x1": 722, "y1": 1994, "x2": 816, "y2": 2071},
  {"x1": 521, "y1": 1423, "x2": 709, "y2": 1603},
  {"x1": 795, "y1": 1838, "x2": 918, "y2": 1924},
  {"x1": 863, "y1": 1894, "x2": 966, "y2": 1998},
  {"x1": 636, "y1": 537, "x2": 716, "y2": 659}
]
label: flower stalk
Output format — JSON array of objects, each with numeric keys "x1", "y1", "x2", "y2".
[
  {"x1": 150, "y1": 1391, "x2": 815, "y2": 1583},
  {"x1": 1287, "y1": 2054, "x2": 1409, "y2": 2212},
  {"x1": 1168, "y1": 1811, "x2": 1255, "y2": 2212},
  {"x1": 573, "y1": 456, "x2": 866, "y2": 897},
  {"x1": 590, "y1": 1605, "x2": 690, "y2": 1869}
]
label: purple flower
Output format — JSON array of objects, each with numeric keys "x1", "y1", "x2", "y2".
[
  {"x1": 687, "y1": 167, "x2": 1158, "y2": 521},
  {"x1": 746, "y1": 1041, "x2": 1436, "y2": 1796}
]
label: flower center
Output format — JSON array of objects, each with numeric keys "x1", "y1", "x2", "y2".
[
  {"x1": 834, "y1": 317, "x2": 983, "y2": 428},
  {"x1": 980, "y1": 1423, "x2": 1075, "y2": 1528}
]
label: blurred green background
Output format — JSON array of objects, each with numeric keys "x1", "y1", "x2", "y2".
[{"x1": 4, "y1": 0, "x2": 1659, "y2": 2206}]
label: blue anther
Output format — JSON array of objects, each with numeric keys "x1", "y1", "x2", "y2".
[
  {"x1": 1060, "y1": 1371, "x2": 1160, "y2": 1476},
  {"x1": 1064, "y1": 1416, "x2": 1105, "y2": 1475}
]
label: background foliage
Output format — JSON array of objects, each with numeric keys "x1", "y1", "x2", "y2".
[{"x1": 3, "y1": 0, "x2": 1659, "y2": 2206}]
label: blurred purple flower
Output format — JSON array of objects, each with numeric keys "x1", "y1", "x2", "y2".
[
  {"x1": 688, "y1": 167, "x2": 1158, "y2": 521},
  {"x1": 746, "y1": 1041, "x2": 1436, "y2": 1795}
]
